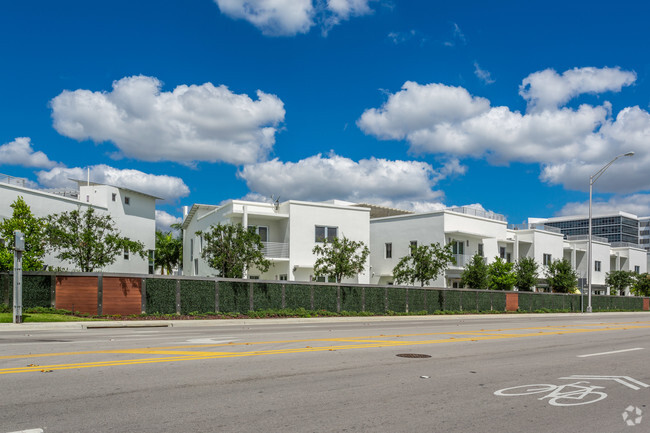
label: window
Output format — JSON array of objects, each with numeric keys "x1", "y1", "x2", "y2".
[
  {"x1": 190, "y1": 239, "x2": 194, "y2": 261},
  {"x1": 123, "y1": 248, "x2": 129, "y2": 260},
  {"x1": 124, "y1": 196, "x2": 130, "y2": 205},
  {"x1": 499, "y1": 246, "x2": 506, "y2": 259},
  {"x1": 385, "y1": 243, "x2": 392, "y2": 259},
  {"x1": 506, "y1": 253, "x2": 511, "y2": 263},
  {"x1": 112, "y1": 193, "x2": 116, "y2": 202},
  {"x1": 199, "y1": 236, "x2": 203, "y2": 253},
  {"x1": 595, "y1": 261, "x2": 601, "y2": 272},
  {"x1": 248, "y1": 225, "x2": 268, "y2": 242},
  {"x1": 314, "y1": 275, "x2": 336, "y2": 283},
  {"x1": 194, "y1": 258, "x2": 199, "y2": 275},
  {"x1": 409, "y1": 241, "x2": 417, "y2": 255},
  {"x1": 85, "y1": 195, "x2": 89, "y2": 202},
  {"x1": 543, "y1": 254, "x2": 552, "y2": 266},
  {"x1": 248, "y1": 275, "x2": 260, "y2": 280},
  {"x1": 635, "y1": 265, "x2": 640, "y2": 274},
  {"x1": 451, "y1": 240, "x2": 464, "y2": 255},
  {"x1": 148, "y1": 250, "x2": 155, "y2": 274},
  {"x1": 315, "y1": 226, "x2": 337, "y2": 242},
  {"x1": 279, "y1": 274, "x2": 288, "y2": 281},
  {"x1": 478, "y1": 243, "x2": 484, "y2": 257}
]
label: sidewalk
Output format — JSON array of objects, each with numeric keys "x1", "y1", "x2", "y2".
[{"x1": 1, "y1": 311, "x2": 648, "y2": 332}]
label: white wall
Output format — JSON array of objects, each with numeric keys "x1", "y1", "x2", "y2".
[
  {"x1": 288, "y1": 201, "x2": 370, "y2": 283},
  {"x1": 1, "y1": 181, "x2": 155, "y2": 273}
]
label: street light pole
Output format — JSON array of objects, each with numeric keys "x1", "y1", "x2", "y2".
[{"x1": 587, "y1": 151, "x2": 634, "y2": 313}]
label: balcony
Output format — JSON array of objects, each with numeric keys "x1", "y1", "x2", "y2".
[
  {"x1": 507, "y1": 223, "x2": 562, "y2": 234},
  {"x1": 450, "y1": 254, "x2": 479, "y2": 268},
  {"x1": 566, "y1": 235, "x2": 609, "y2": 243},
  {"x1": 448, "y1": 206, "x2": 507, "y2": 222},
  {"x1": 611, "y1": 242, "x2": 644, "y2": 249},
  {"x1": 262, "y1": 242, "x2": 289, "y2": 259}
]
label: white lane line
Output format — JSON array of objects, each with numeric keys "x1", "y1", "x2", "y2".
[
  {"x1": 7, "y1": 429, "x2": 44, "y2": 433},
  {"x1": 577, "y1": 347, "x2": 644, "y2": 358}
]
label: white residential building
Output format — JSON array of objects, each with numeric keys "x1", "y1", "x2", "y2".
[
  {"x1": 370, "y1": 207, "x2": 566, "y2": 289},
  {"x1": 1, "y1": 174, "x2": 157, "y2": 273},
  {"x1": 181, "y1": 199, "x2": 371, "y2": 283}
]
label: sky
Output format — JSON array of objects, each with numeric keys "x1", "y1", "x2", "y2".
[{"x1": 1, "y1": 0, "x2": 649, "y2": 232}]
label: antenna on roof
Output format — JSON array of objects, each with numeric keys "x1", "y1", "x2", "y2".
[{"x1": 271, "y1": 194, "x2": 280, "y2": 211}]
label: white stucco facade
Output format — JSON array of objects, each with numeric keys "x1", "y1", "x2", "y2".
[
  {"x1": 182, "y1": 199, "x2": 370, "y2": 283},
  {"x1": 1, "y1": 176, "x2": 156, "y2": 273}
]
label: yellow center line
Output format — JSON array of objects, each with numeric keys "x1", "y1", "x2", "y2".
[{"x1": 2, "y1": 321, "x2": 649, "y2": 375}]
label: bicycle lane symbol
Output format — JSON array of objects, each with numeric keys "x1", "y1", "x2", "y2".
[{"x1": 494, "y1": 376, "x2": 649, "y2": 407}]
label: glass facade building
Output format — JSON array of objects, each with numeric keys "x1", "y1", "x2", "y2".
[{"x1": 543, "y1": 214, "x2": 640, "y2": 244}]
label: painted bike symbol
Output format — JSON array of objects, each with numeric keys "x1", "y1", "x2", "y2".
[{"x1": 494, "y1": 381, "x2": 608, "y2": 406}]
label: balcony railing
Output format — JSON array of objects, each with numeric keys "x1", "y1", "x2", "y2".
[
  {"x1": 447, "y1": 206, "x2": 507, "y2": 222},
  {"x1": 0, "y1": 173, "x2": 27, "y2": 187},
  {"x1": 610, "y1": 242, "x2": 644, "y2": 249},
  {"x1": 507, "y1": 223, "x2": 562, "y2": 234},
  {"x1": 450, "y1": 254, "x2": 479, "y2": 268},
  {"x1": 261, "y1": 242, "x2": 289, "y2": 259},
  {"x1": 566, "y1": 235, "x2": 609, "y2": 243}
]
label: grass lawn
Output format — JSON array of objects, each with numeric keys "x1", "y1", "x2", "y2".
[{"x1": 0, "y1": 313, "x2": 104, "y2": 323}]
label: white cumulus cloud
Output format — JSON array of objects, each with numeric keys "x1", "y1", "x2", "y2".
[
  {"x1": 155, "y1": 210, "x2": 183, "y2": 233},
  {"x1": 359, "y1": 67, "x2": 650, "y2": 193},
  {"x1": 214, "y1": 0, "x2": 373, "y2": 36},
  {"x1": 519, "y1": 66, "x2": 636, "y2": 112},
  {"x1": 238, "y1": 153, "x2": 466, "y2": 211},
  {"x1": 37, "y1": 164, "x2": 190, "y2": 202},
  {"x1": 50, "y1": 75, "x2": 285, "y2": 165},
  {"x1": 557, "y1": 194, "x2": 650, "y2": 218},
  {"x1": 0, "y1": 137, "x2": 58, "y2": 169}
]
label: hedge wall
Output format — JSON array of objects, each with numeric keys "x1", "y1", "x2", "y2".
[{"x1": 2, "y1": 273, "x2": 649, "y2": 316}]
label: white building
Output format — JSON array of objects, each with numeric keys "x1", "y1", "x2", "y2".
[
  {"x1": 1, "y1": 174, "x2": 157, "y2": 273},
  {"x1": 370, "y1": 207, "x2": 566, "y2": 289},
  {"x1": 181, "y1": 199, "x2": 370, "y2": 283}
]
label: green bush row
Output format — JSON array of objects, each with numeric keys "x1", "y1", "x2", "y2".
[{"x1": 0, "y1": 273, "x2": 647, "y2": 316}]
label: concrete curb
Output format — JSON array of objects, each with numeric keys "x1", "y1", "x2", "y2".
[{"x1": 0, "y1": 311, "x2": 648, "y2": 332}]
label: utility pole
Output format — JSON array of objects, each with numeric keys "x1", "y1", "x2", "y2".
[{"x1": 13, "y1": 230, "x2": 24, "y2": 324}]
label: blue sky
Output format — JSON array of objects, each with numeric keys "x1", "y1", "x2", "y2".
[{"x1": 2, "y1": 0, "x2": 649, "y2": 230}]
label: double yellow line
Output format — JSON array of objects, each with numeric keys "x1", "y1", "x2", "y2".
[{"x1": 1, "y1": 321, "x2": 649, "y2": 375}]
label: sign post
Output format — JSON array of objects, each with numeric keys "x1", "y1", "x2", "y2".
[{"x1": 13, "y1": 230, "x2": 24, "y2": 324}]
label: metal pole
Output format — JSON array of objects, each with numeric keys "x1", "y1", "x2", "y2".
[
  {"x1": 587, "y1": 179, "x2": 593, "y2": 313},
  {"x1": 13, "y1": 231, "x2": 24, "y2": 324}
]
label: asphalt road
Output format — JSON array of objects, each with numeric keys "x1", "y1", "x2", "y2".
[{"x1": 1, "y1": 313, "x2": 649, "y2": 433}]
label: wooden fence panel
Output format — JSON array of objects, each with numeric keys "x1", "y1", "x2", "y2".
[
  {"x1": 103, "y1": 277, "x2": 142, "y2": 315},
  {"x1": 55, "y1": 276, "x2": 98, "y2": 314}
]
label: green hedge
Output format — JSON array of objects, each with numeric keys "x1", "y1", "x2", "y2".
[
  {"x1": 145, "y1": 278, "x2": 176, "y2": 314},
  {"x1": 364, "y1": 286, "x2": 386, "y2": 313},
  {"x1": 284, "y1": 284, "x2": 312, "y2": 310},
  {"x1": 180, "y1": 280, "x2": 215, "y2": 314},
  {"x1": 0, "y1": 274, "x2": 51, "y2": 309},
  {"x1": 218, "y1": 281, "x2": 250, "y2": 313},
  {"x1": 5, "y1": 273, "x2": 647, "y2": 316},
  {"x1": 252, "y1": 282, "x2": 283, "y2": 311}
]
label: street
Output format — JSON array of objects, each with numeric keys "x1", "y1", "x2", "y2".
[{"x1": 1, "y1": 313, "x2": 649, "y2": 433}]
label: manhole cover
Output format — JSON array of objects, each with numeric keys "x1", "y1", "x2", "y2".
[{"x1": 396, "y1": 353, "x2": 431, "y2": 358}]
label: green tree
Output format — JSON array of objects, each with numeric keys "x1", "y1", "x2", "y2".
[
  {"x1": 0, "y1": 197, "x2": 46, "y2": 271},
  {"x1": 312, "y1": 236, "x2": 370, "y2": 283},
  {"x1": 45, "y1": 207, "x2": 145, "y2": 272},
  {"x1": 392, "y1": 242, "x2": 454, "y2": 287},
  {"x1": 460, "y1": 254, "x2": 489, "y2": 289},
  {"x1": 605, "y1": 270, "x2": 634, "y2": 296},
  {"x1": 198, "y1": 223, "x2": 270, "y2": 278},
  {"x1": 515, "y1": 257, "x2": 539, "y2": 291},
  {"x1": 487, "y1": 257, "x2": 516, "y2": 291},
  {"x1": 544, "y1": 259, "x2": 578, "y2": 293},
  {"x1": 631, "y1": 273, "x2": 650, "y2": 297},
  {"x1": 155, "y1": 228, "x2": 182, "y2": 275}
]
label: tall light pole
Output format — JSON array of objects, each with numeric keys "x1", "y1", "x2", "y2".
[{"x1": 587, "y1": 151, "x2": 635, "y2": 312}]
